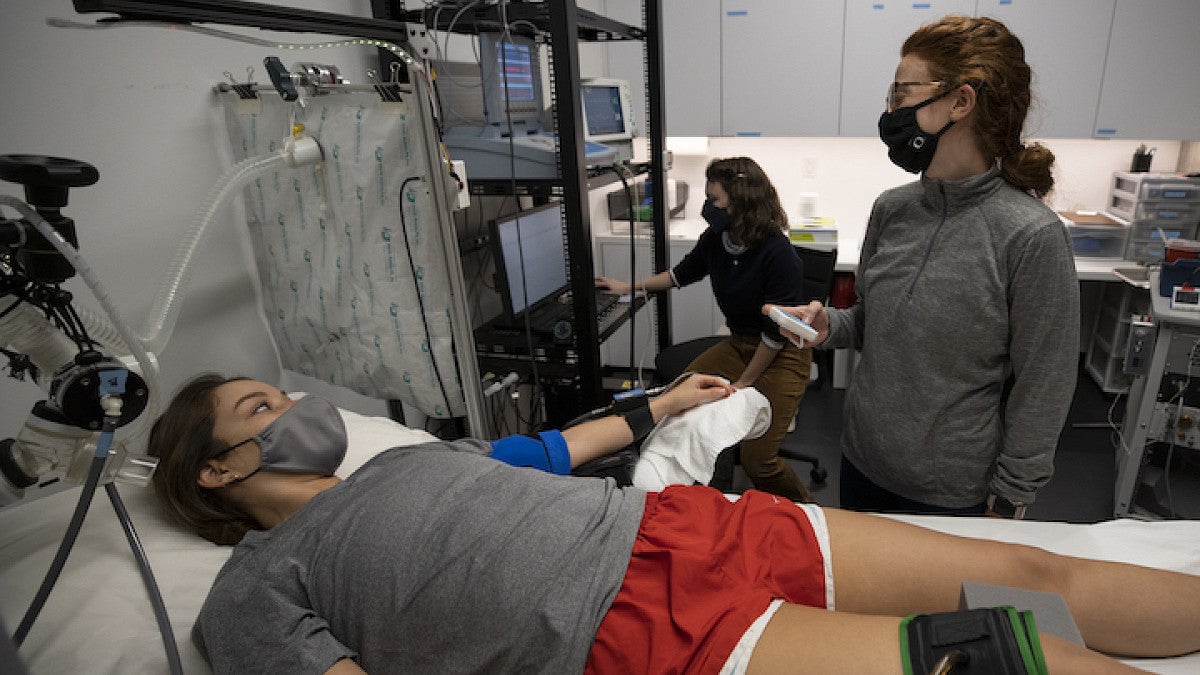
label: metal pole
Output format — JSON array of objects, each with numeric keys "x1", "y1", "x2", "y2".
[
  {"x1": 644, "y1": 0, "x2": 672, "y2": 352},
  {"x1": 410, "y1": 71, "x2": 490, "y2": 438},
  {"x1": 547, "y1": 2, "x2": 604, "y2": 409}
]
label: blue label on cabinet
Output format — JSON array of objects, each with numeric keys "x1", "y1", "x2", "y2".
[
  {"x1": 1096, "y1": 129, "x2": 1117, "y2": 135},
  {"x1": 735, "y1": 131, "x2": 762, "y2": 137},
  {"x1": 726, "y1": 10, "x2": 748, "y2": 16},
  {"x1": 913, "y1": 2, "x2": 931, "y2": 8}
]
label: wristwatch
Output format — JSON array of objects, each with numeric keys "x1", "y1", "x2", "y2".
[{"x1": 987, "y1": 494, "x2": 1028, "y2": 520}]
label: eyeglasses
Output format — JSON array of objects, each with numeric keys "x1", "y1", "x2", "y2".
[{"x1": 885, "y1": 81, "x2": 946, "y2": 112}]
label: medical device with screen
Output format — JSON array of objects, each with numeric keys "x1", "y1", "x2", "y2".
[
  {"x1": 479, "y1": 31, "x2": 543, "y2": 126},
  {"x1": 580, "y1": 78, "x2": 635, "y2": 143},
  {"x1": 491, "y1": 202, "x2": 569, "y2": 322}
]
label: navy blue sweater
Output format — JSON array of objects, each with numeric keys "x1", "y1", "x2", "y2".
[{"x1": 672, "y1": 223, "x2": 806, "y2": 343}]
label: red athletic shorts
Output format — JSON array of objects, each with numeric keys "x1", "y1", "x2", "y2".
[{"x1": 584, "y1": 485, "x2": 830, "y2": 675}]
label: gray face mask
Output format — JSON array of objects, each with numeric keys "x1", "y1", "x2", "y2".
[{"x1": 224, "y1": 395, "x2": 347, "y2": 482}]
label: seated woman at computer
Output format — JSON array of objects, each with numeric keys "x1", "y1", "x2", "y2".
[{"x1": 596, "y1": 156, "x2": 812, "y2": 502}]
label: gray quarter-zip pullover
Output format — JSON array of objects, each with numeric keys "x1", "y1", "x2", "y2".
[{"x1": 826, "y1": 166, "x2": 1079, "y2": 507}]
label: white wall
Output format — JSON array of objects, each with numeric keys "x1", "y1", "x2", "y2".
[
  {"x1": 0, "y1": 0, "x2": 390, "y2": 447},
  {"x1": 664, "y1": 137, "x2": 1184, "y2": 259}
]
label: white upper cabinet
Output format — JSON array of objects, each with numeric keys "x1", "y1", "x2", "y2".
[
  {"x1": 1094, "y1": 0, "x2": 1200, "y2": 140},
  {"x1": 662, "y1": 0, "x2": 723, "y2": 136},
  {"x1": 720, "y1": 0, "x2": 845, "y2": 137},
  {"x1": 840, "y1": 0, "x2": 977, "y2": 137},
  {"x1": 658, "y1": 0, "x2": 1199, "y2": 139},
  {"x1": 976, "y1": 0, "x2": 1114, "y2": 140}
]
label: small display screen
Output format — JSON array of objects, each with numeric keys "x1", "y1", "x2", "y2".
[
  {"x1": 581, "y1": 85, "x2": 626, "y2": 136},
  {"x1": 1176, "y1": 289, "x2": 1200, "y2": 305},
  {"x1": 497, "y1": 41, "x2": 536, "y2": 102}
]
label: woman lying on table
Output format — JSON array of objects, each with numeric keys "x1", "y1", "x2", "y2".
[{"x1": 148, "y1": 373, "x2": 1200, "y2": 674}]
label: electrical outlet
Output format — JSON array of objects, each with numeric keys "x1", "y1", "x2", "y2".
[
  {"x1": 802, "y1": 157, "x2": 818, "y2": 180},
  {"x1": 1124, "y1": 320, "x2": 1155, "y2": 376}
]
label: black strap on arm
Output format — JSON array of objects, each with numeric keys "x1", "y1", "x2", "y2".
[{"x1": 614, "y1": 393, "x2": 655, "y2": 443}]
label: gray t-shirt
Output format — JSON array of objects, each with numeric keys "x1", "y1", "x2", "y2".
[{"x1": 194, "y1": 440, "x2": 646, "y2": 674}]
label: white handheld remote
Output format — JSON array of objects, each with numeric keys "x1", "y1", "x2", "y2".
[{"x1": 768, "y1": 306, "x2": 819, "y2": 343}]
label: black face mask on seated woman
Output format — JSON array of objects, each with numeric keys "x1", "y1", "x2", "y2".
[
  {"x1": 701, "y1": 199, "x2": 732, "y2": 228},
  {"x1": 878, "y1": 89, "x2": 955, "y2": 174}
]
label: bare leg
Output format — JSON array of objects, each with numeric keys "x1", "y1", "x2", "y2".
[
  {"x1": 745, "y1": 604, "x2": 1148, "y2": 674},
  {"x1": 822, "y1": 508, "x2": 1200, "y2": 657}
]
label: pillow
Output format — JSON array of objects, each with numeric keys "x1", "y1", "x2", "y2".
[{"x1": 335, "y1": 407, "x2": 438, "y2": 477}]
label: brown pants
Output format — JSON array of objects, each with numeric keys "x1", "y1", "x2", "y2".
[{"x1": 684, "y1": 334, "x2": 812, "y2": 502}]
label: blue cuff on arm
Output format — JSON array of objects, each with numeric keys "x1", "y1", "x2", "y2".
[{"x1": 488, "y1": 430, "x2": 572, "y2": 475}]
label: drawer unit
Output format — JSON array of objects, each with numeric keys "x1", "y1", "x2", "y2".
[
  {"x1": 1128, "y1": 219, "x2": 1197, "y2": 241},
  {"x1": 1112, "y1": 171, "x2": 1200, "y2": 202},
  {"x1": 1131, "y1": 201, "x2": 1200, "y2": 222},
  {"x1": 1110, "y1": 192, "x2": 1200, "y2": 222}
]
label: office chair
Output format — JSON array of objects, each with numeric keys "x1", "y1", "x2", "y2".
[
  {"x1": 793, "y1": 245, "x2": 838, "y2": 391},
  {"x1": 651, "y1": 245, "x2": 838, "y2": 489}
]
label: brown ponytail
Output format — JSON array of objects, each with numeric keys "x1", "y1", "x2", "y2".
[{"x1": 1000, "y1": 142, "x2": 1055, "y2": 200}]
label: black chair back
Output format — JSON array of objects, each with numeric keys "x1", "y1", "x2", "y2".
[{"x1": 795, "y1": 246, "x2": 838, "y2": 305}]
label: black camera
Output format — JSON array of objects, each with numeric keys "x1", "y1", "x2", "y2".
[{"x1": 0, "y1": 155, "x2": 98, "y2": 283}]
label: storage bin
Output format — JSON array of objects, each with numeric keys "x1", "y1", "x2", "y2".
[
  {"x1": 1129, "y1": 200, "x2": 1200, "y2": 223},
  {"x1": 1068, "y1": 222, "x2": 1128, "y2": 258},
  {"x1": 1128, "y1": 220, "x2": 1195, "y2": 242},
  {"x1": 1112, "y1": 171, "x2": 1200, "y2": 202},
  {"x1": 1125, "y1": 238, "x2": 1166, "y2": 264},
  {"x1": 1123, "y1": 220, "x2": 1198, "y2": 263},
  {"x1": 1106, "y1": 192, "x2": 1200, "y2": 223},
  {"x1": 1125, "y1": 237, "x2": 1193, "y2": 264}
]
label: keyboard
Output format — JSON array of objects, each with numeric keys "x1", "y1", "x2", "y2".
[
  {"x1": 596, "y1": 293, "x2": 628, "y2": 336},
  {"x1": 517, "y1": 291, "x2": 627, "y2": 335}
]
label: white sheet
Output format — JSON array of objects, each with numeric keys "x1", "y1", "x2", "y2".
[
  {"x1": 633, "y1": 386, "x2": 772, "y2": 489},
  {"x1": 3, "y1": 412, "x2": 1199, "y2": 674}
]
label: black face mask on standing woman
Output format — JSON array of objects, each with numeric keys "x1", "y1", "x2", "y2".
[{"x1": 877, "y1": 89, "x2": 955, "y2": 174}]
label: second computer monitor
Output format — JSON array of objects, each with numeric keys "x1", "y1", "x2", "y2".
[
  {"x1": 580, "y1": 77, "x2": 635, "y2": 144},
  {"x1": 491, "y1": 202, "x2": 568, "y2": 322}
]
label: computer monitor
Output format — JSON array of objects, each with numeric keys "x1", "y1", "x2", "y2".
[
  {"x1": 479, "y1": 31, "x2": 544, "y2": 127},
  {"x1": 580, "y1": 77, "x2": 636, "y2": 143},
  {"x1": 490, "y1": 201, "x2": 569, "y2": 322}
]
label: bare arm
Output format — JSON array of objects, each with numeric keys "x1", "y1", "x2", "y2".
[
  {"x1": 560, "y1": 374, "x2": 734, "y2": 467},
  {"x1": 595, "y1": 270, "x2": 674, "y2": 297}
]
